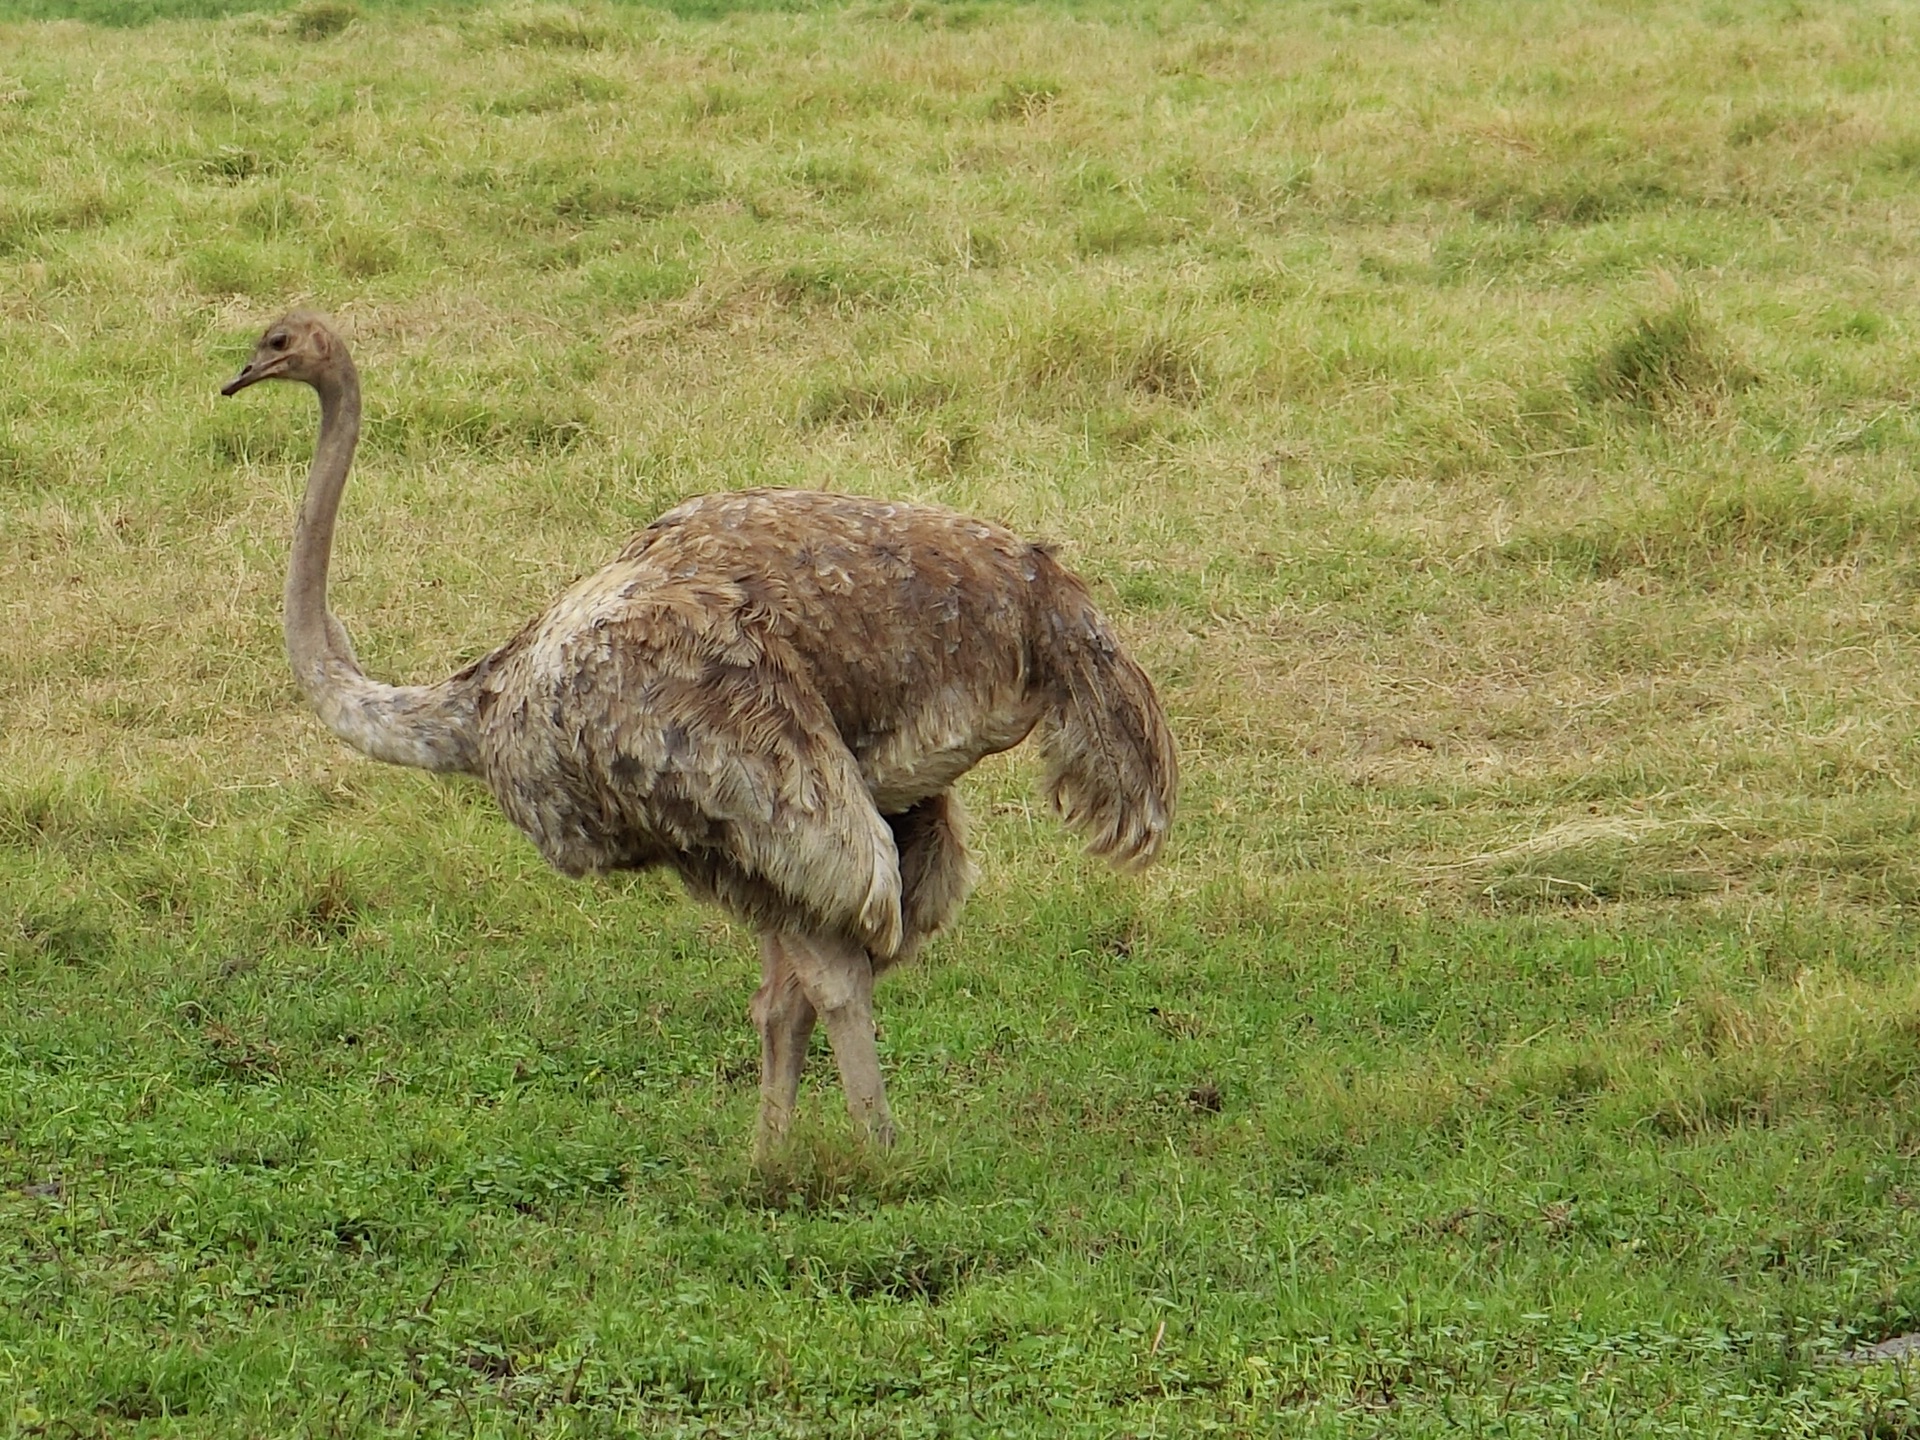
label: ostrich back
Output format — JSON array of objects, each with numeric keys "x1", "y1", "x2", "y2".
[{"x1": 469, "y1": 489, "x2": 1090, "y2": 952}]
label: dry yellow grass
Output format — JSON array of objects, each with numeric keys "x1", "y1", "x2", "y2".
[{"x1": 5, "y1": 3, "x2": 1918, "y2": 924}]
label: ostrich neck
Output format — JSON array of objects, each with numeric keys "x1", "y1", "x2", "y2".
[
  {"x1": 284, "y1": 369, "x2": 360, "y2": 682},
  {"x1": 287, "y1": 364, "x2": 481, "y2": 775}
]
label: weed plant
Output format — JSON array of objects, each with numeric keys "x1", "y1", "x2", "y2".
[{"x1": 4, "y1": 0, "x2": 1920, "y2": 1433}]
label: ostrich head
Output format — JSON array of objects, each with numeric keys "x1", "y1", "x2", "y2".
[{"x1": 221, "y1": 311, "x2": 341, "y2": 396}]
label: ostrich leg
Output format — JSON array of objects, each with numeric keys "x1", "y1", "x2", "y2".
[
  {"x1": 776, "y1": 931, "x2": 895, "y2": 1148},
  {"x1": 750, "y1": 933, "x2": 818, "y2": 1162}
]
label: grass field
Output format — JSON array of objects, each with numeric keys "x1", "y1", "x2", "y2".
[{"x1": 6, "y1": 0, "x2": 1920, "y2": 1432}]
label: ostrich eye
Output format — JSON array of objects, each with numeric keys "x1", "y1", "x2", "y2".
[{"x1": 268, "y1": 333, "x2": 289, "y2": 351}]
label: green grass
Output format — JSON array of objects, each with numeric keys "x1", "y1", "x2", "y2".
[{"x1": 6, "y1": 0, "x2": 1920, "y2": 1433}]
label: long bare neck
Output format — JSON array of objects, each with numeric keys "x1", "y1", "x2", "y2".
[{"x1": 288, "y1": 360, "x2": 481, "y2": 775}]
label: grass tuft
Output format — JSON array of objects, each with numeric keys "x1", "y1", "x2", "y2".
[
  {"x1": 1503, "y1": 470, "x2": 1909, "y2": 579},
  {"x1": 798, "y1": 373, "x2": 957, "y2": 427},
  {"x1": 281, "y1": 0, "x2": 357, "y2": 39},
  {"x1": 1576, "y1": 291, "x2": 1751, "y2": 410},
  {"x1": 1020, "y1": 301, "x2": 1217, "y2": 406},
  {"x1": 4, "y1": 902, "x2": 113, "y2": 968},
  {"x1": 987, "y1": 75, "x2": 1061, "y2": 121},
  {"x1": 483, "y1": 3, "x2": 628, "y2": 51},
  {"x1": 743, "y1": 1130, "x2": 939, "y2": 1212},
  {"x1": 367, "y1": 394, "x2": 599, "y2": 456}
]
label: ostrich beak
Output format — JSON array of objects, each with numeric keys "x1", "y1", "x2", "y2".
[{"x1": 220, "y1": 361, "x2": 267, "y2": 397}]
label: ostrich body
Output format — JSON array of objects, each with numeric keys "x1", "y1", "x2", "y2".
[{"x1": 223, "y1": 312, "x2": 1176, "y2": 1158}]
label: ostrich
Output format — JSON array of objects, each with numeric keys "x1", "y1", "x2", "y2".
[{"x1": 221, "y1": 311, "x2": 1176, "y2": 1159}]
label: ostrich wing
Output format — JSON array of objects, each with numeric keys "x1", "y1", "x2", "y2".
[{"x1": 548, "y1": 592, "x2": 906, "y2": 957}]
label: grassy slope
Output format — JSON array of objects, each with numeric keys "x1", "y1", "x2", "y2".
[{"x1": 4, "y1": 0, "x2": 1920, "y2": 1433}]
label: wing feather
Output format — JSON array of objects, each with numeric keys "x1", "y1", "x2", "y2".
[{"x1": 584, "y1": 596, "x2": 904, "y2": 956}]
